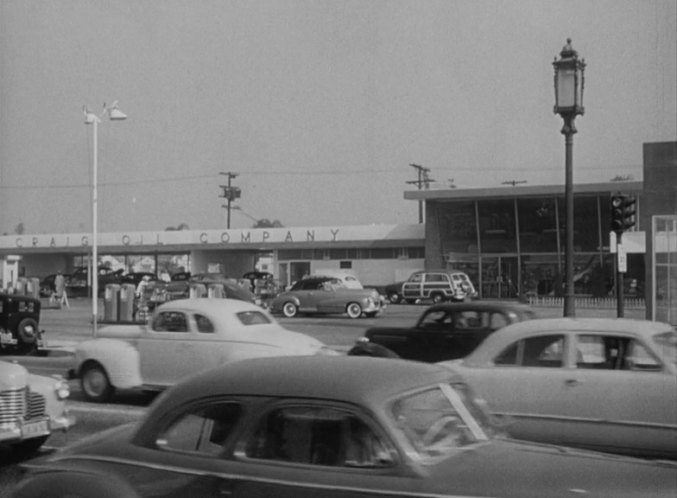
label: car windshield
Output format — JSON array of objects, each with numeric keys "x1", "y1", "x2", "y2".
[
  {"x1": 389, "y1": 382, "x2": 490, "y2": 464},
  {"x1": 651, "y1": 329, "x2": 677, "y2": 367}
]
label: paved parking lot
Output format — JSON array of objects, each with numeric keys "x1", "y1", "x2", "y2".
[{"x1": 37, "y1": 296, "x2": 648, "y2": 351}]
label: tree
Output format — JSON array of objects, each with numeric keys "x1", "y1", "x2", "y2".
[
  {"x1": 14, "y1": 222, "x2": 25, "y2": 234},
  {"x1": 252, "y1": 219, "x2": 283, "y2": 228}
]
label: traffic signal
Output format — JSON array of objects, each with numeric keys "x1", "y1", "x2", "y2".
[{"x1": 610, "y1": 193, "x2": 636, "y2": 235}]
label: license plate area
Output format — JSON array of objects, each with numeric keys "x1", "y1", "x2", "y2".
[{"x1": 21, "y1": 419, "x2": 50, "y2": 438}]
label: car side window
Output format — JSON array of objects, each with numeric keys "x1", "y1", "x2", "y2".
[
  {"x1": 408, "y1": 273, "x2": 423, "y2": 283},
  {"x1": 494, "y1": 334, "x2": 565, "y2": 367},
  {"x1": 194, "y1": 313, "x2": 215, "y2": 333},
  {"x1": 489, "y1": 313, "x2": 509, "y2": 330},
  {"x1": 152, "y1": 311, "x2": 189, "y2": 332},
  {"x1": 427, "y1": 274, "x2": 445, "y2": 283},
  {"x1": 155, "y1": 402, "x2": 242, "y2": 456},
  {"x1": 576, "y1": 335, "x2": 662, "y2": 371},
  {"x1": 244, "y1": 406, "x2": 394, "y2": 468},
  {"x1": 236, "y1": 310, "x2": 272, "y2": 326}
]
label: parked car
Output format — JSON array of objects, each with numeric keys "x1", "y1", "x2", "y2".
[
  {"x1": 67, "y1": 266, "x2": 125, "y2": 297},
  {"x1": 402, "y1": 270, "x2": 477, "y2": 304},
  {"x1": 349, "y1": 301, "x2": 536, "y2": 362},
  {"x1": 69, "y1": 298, "x2": 336, "y2": 403},
  {"x1": 0, "y1": 359, "x2": 72, "y2": 454},
  {"x1": 120, "y1": 272, "x2": 157, "y2": 287},
  {"x1": 0, "y1": 292, "x2": 45, "y2": 354},
  {"x1": 308, "y1": 271, "x2": 363, "y2": 289},
  {"x1": 13, "y1": 356, "x2": 677, "y2": 498},
  {"x1": 383, "y1": 280, "x2": 406, "y2": 304},
  {"x1": 440, "y1": 318, "x2": 677, "y2": 460},
  {"x1": 39, "y1": 273, "x2": 70, "y2": 298},
  {"x1": 151, "y1": 274, "x2": 259, "y2": 306},
  {"x1": 269, "y1": 276, "x2": 385, "y2": 319}
]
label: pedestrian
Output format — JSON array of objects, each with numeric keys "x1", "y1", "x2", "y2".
[{"x1": 54, "y1": 270, "x2": 70, "y2": 308}]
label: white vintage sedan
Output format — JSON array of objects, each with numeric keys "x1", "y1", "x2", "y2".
[
  {"x1": 440, "y1": 318, "x2": 677, "y2": 460},
  {"x1": 70, "y1": 298, "x2": 337, "y2": 402}
]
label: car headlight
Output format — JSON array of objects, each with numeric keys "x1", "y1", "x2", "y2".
[{"x1": 52, "y1": 376, "x2": 70, "y2": 400}]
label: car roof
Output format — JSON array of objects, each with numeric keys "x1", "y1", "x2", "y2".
[
  {"x1": 424, "y1": 301, "x2": 535, "y2": 313},
  {"x1": 156, "y1": 298, "x2": 261, "y2": 315},
  {"x1": 464, "y1": 317, "x2": 675, "y2": 363},
  {"x1": 144, "y1": 356, "x2": 459, "y2": 418}
]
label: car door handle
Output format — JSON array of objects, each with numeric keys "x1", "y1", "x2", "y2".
[{"x1": 564, "y1": 378, "x2": 584, "y2": 386}]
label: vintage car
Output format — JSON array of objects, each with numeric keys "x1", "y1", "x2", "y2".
[
  {"x1": 269, "y1": 276, "x2": 385, "y2": 318},
  {"x1": 440, "y1": 318, "x2": 677, "y2": 460},
  {"x1": 0, "y1": 359, "x2": 72, "y2": 454},
  {"x1": 0, "y1": 292, "x2": 45, "y2": 355},
  {"x1": 13, "y1": 356, "x2": 677, "y2": 498},
  {"x1": 402, "y1": 270, "x2": 477, "y2": 304},
  {"x1": 308, "y1": 271, "x2": 364, "y2": 289},
  {"x1": 383, "y1": 280, "x2": 406, "y2": 304},
  {"x1": 349, "y1": 301, "x2": 536, "y2": 362},
  {"x1": 69, "y1": 298, "x2": 337, "y2": 403}
]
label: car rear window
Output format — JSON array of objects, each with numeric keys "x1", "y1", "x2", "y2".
[{"x1": 236, "y1": 310, "x2": 272, "y2": 326}]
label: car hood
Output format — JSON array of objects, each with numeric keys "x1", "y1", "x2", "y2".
[
  {"x1": 242, "y1": 325, "x2": 335, "y2": 355},
  {"x1": 424, "y1": 438, "x2": 677, "y2": 497}
]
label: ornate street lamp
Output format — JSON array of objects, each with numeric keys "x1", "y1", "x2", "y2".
[
  {"x1": 553, "y1": 38, "x2": 585, "y2": 317},
  {"x1": 84, "y1": 101, "x2": 127, "y2": 336}
]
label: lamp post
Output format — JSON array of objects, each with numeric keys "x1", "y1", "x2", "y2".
[
  {"x1": 84, "y1": 102, "x2": 127, "y2": 336},
  {"x1": 553, "y1": 39, "x2": 585, "y2": 317}
]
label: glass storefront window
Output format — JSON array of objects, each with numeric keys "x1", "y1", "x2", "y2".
[
  {"x1": 573, "y1": 196, "x2": 601, "y2": 252},
  {"x1": 438, "y1": 202, "x2": 478, "y2": 254},
  {"x1": 478, "y1": 200, "x2": 517, "y2": 253},
  {"x1": 517, "y1": 199, "x2": 559, "y2": 252}
]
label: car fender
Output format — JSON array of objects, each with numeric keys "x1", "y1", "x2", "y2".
[
  {"x1": 12, "y1": 470, "x2": 140, "y2": 498},
  {"x1": 74, "y1": 338, "x2": 142, "y2": 389}
]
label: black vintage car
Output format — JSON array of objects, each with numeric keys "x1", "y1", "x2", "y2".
[
  {"x1": 0, "y1": 292, "x2": 44, "y2": 354},
  {"x1": 349, "y1": 301, "x2": 536, "y2": 362}
]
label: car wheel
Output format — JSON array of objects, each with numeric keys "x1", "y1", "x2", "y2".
[
  {"x1": 282, "y1": 302, "x2": 298, "y2": 318},
  {"x1": 16, "y1": 318, "x2": 38, "y2": 345},
  {"x1": 431, "y1": 293, "x2": 445, "y2": 304},
  {"x1": 12, "y1": 436, "x2": 48, "y2": 455},
  {"x1": 387, "y1": 292, "x2": 401, "y2": 304},
  {"x1": 80, "y1": 361, "x2": 114, "y2": 403},
  {"x1": 346, "y1": 302, "x2": 363, "y2": 319}
]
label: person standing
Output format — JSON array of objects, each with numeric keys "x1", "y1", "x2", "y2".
[{"x1": 54, "y1": 271, "x2": 69, "y2": 308}]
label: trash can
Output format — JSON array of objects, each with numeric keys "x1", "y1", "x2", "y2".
[
  {"x1": 189, "y1": 283, "x2": 206, "y2": 299},
  {"x1": 208, "y1": 283, "x2": 224, "y2": 298},
  {"x1": 118, "y1": 283, "x2": 136, "y2": 322},
  {"x1": 104, "y1": 284, "x2": 120, "y2": 322}
]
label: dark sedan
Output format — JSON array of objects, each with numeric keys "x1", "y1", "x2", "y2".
[
  {"x1": 12, "y1": 356, "x2": 677, "y2": 497},
  {"x1": 349, "y1": 301, "x2": 536, "y2": 362}
]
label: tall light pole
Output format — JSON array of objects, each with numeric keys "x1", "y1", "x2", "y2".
[
  {"x1": 84, "y1": 102, "x2": 127, "y2": 336},
  {"x1": 553, "y1": 39, "x2": 585, "y2": 317}
]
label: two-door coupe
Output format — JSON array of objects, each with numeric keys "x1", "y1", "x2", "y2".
[
  {"x1": 69, "y1": 298, "x2": 336, "y2": 402},
  {"x1": 13, "y1": 356, "x2": 677, "y2": 498},
  {"x1": 440, "y1": 317, "x2": 677, "y2": 460},
  {"x1": 269, "y1": 276, "x2": 385, "y2": 318},
  {"x1": 350, "y1": 301, "x2": 536, "y2": 362}
]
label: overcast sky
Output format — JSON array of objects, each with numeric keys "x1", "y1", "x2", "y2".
[{"x1": 1, "y1": 0, "x2": 675, "y2": 234}]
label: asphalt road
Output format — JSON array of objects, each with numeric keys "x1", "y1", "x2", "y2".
[{"x1": 0, "y1": 297, "x2": 647, "y2": 492}]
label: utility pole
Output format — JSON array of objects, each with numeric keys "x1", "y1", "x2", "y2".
[
  {"x1": 406, "y1": 163, "x2": 435, "y2": 224},
  {"x1": 219, "y1": 172, "x2": 241, "y2": 229}
]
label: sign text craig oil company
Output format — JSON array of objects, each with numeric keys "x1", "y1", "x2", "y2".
[{"x1": 3, "y1": 228, "x2": 346, "y2": 250}]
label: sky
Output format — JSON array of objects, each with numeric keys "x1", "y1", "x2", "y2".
[{"x1": 0, "y1": 0, "x2": 675, "y2": 235}]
